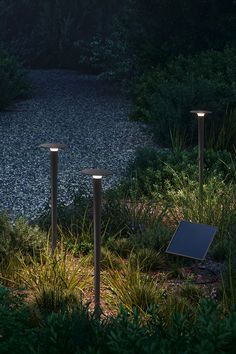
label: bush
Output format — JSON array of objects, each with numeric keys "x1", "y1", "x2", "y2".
[
  {"x1": 75, "y1": 32, "x2": 137, "y2": 83},
  {"x1": 0, "y1": 49, "x2": 29, "y2": 110},
  {"x1": 160, "y1": 174, "x2": 236, "y2": 238},
  {"x1": 137, "y1": 221, "x2": 172, "y2": 253},
  {"x1": 119, "y1": 147, "x2": 236, "y2": 261},
  {"x1": 131, "y1": 46, "x2": 236, "y2": 149},
  {"x1": 0, "y1": 286, "x2": 36, "y2": 354},
  {"x1": 0, "y1": 213, "x2": 47, "y2": 261},
  {"x1": 1, "y1": 287, "x2": 236, "y2": 353},
  {"x1": 123, "y1": 147, "x2": 236, "y2": 198}
]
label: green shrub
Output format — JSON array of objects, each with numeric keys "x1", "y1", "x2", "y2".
[
  {"x1": 120, "y1": 147, "x2": 236, "y2": 261},
  {"x1": 221, "y1": 241, "x2": 236, "y2": 311},
  {"x1": 0, "y1": 49, "x2": 29, "y2": 110},
  {"x1": 0, "y1": 286, "x2": 36, "y2": 354},
  {"x1": 124, "y1": 147, "x2": 236, "y2": 198},
  {"x1": 0, "y1": 213, "x2": 47, "y2": 261},
  {"x1": 131, "y1": 46, "x2": 236, "y2": 149},
  {"x1": 1, "y1": 288, "x2": 236, "y2": 353},
  {"x1": 160, "y1": 174, "x2": 236, "y2": 235}
]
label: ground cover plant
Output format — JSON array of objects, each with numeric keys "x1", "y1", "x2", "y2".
[
  {"x1": 0, "y1": 142, "x2": 235, "y2": 351},
  {"x1": 1, "y1": 286, "x2": 236, "y2": 353}
]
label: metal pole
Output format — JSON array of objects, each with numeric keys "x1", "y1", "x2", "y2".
[
  {"x1": 198, "y1": 116, "x2": 204, "y2": 203},
  {"x1": 50, "y1": 150, "x2": 58, "y2": 254},
  {"x1": 93, "y1": 177, "x2": 102, "y2": 313}
]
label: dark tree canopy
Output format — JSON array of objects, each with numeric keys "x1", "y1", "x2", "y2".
[{"x1": 0, "y1": 0, "x2": 235, "y2": 69}]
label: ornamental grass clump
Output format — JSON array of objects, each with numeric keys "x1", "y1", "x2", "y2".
[
  {"x1": 107, "y1": 258, "x2": 165, "y2": 315},
  {"x1": 18, "y1": 243, "x2": 92, "y2": 314},
  {"x1": 155, "y1": 169, "x2": 236, "y2": 232}
]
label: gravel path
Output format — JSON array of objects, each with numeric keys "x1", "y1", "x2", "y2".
[{"x1": 0, "y1": 70, "x2": 152, "y2": 219}]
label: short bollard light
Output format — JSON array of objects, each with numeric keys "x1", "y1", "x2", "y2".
[
  {"x1": 81, "y1": 168, "x2": 112, "y2": 313},
  {"x1": 190, "y1": 110, "x2": 212, "y2": 202},
  {"x1": 39, "y1": 143, "x2": 66, "y2": 254}
]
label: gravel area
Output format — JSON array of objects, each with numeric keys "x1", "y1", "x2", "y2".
[{"x1": 0, "y1": 70, "x2": 153, "y2": 220}]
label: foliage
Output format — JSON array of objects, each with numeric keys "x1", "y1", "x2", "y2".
[
  {"x1": 0, "y1": 49, "x2": 29, "y2": 110},
  {"x1": 179, "y1": 283, "x2": 204, "y2": 305},
  {"x1": 159, "y1": 173, "x2": 236, "y2": 226},
  {"x1": 107, "y1": 258, "x2": 165, "y2": 314},
  {"x1": 86, "y1": 247, "x2": 122, "y2": 270},
  {"x1": 103, "y1": 183, "x2": 160, "y2": 238},
  {"x1": 0, "y1": 286, "x2": 36, "y2": 354},
  {"x1": 37, "y1": 192, "x2": 92, "y2": 234},
  {"x1": 117, "y1": 147, "x2": 236, "y2": 261},
  {"x1": 75, "y1": 0, "x2": 236, "y2": 81},
  {"x1": 1, "y1": 0, "x2": 235, "y2": 78},
  {"x1": 161, "y1": 173, "x2": 235, "y2": 260},
  {"x1": 1, "y1": 287, "x2": 236, "y2": 353},
  {"x1": 221, "y1": 240, "x2": 236, "y2": 312},
  {"x1": 106, "y1": 237, "x2": 134, "y2": 258},
  {"x1": 0, "y1": 0, "x2": 124, "y2": 69},
  {"x1": 18, "y1": 244, "x2": 91, "y2": 314},
  {"x1": 124, "y1": 147, "x2": 236, "y2": 196},
  {"x1": 0, "y1": 213, "x2": 46, "y2": 261},
  {"x1": 134, "y1": 220, "x2": 172, "y2": 254},
  {"x1": 129, "y1": 248, "x2": 165, "y2": 272},
  {"x1": 131, "y1": 47, "x2": 236, "y2": 148},
  {"x1": 75, "y1": 32, "x2": 135, "y2": 82}
]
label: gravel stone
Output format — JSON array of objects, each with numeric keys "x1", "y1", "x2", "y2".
[{"x1": 0, "y1": 70, "x2": 153, "y2": 220}]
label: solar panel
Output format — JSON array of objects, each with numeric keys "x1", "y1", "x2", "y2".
[{"x1": 166, "y1": 220, "x2": 218, "y2": 260}]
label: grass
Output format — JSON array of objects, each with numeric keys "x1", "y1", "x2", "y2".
[
  {"x1": 107, "y1": 257, "x2": 166, "y2": 315},
  {"x1": 0, "y1": 145, "x2": 235, "y2": 351},
  {"x1": 17, "y1": 243, "x2": 92, "y2": 314}
]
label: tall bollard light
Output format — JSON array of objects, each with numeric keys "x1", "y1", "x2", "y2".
[
  {"x1": 81, "y1": 168, "x2": 112, "y2": 313},
  {"x1": 190, "y1": 110, "x2": 212, "y2": 204},
  {"x1": 40, "y1": 143, "x2": 66, "y2": 254}
]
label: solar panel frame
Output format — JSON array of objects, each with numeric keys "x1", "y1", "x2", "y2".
[{"x1": 166, "y1": 220, "x2": 218, "y2": 260}]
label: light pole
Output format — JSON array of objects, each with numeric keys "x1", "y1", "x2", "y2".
[
  {"x1": 81, "y1": 168, "x2": 112, "y2": 313},
  {"x1": 40, "y1": 143, "x2": 66, "y2": 254},
  {"x1": 190, "y1": 110, "x2": 212, "y2": 203}
]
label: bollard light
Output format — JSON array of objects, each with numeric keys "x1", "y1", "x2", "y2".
[
  {"x1": 40, "y1": 143, "x2": 66, "y2": 253},
  {"x1": 81, "y1": 168, "x2": 112, "y2": 313},
  {"x1": 190, "y1": 110, "x2": 212, "y2": 202}
]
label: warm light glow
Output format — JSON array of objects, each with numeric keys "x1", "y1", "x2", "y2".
[
  {"x1": 50, "y1": 148, "x2": 59, "y2": 152},
  {"x1": 93, "y1": 175, "x2": 102, "y2": 179},
  {"x1": 197, "y1": 113, "x2": 205, "y2": 117}
]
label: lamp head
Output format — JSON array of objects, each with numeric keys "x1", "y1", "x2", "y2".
[
  {"x1": 39, "y1": 143, "x2": 66, "y2": 151},
  {"x1": 81, "y1": 168, "x2": 112, "y2": 178},
  {"x1": 190, "y1": 110, "x2": 212, "y2": 118}
]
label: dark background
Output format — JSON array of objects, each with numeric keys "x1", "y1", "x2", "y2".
[
  {"x1": 1, "y1": 0, "x2": 236, "y2": 148},
  {"x1": 0, "y1": 0, "x2": 235, "y2": 73}
]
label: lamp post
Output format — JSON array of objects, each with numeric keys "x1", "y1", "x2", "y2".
[
  {"x1": 190, "y1": 110, "x2": 212, "y2": 202},
  {"x1": 39, "y1": 143, "x2": 66, "y2": 254},
  {"x1": 81, "y1": 168, "x2": 112, "y2": 313}
]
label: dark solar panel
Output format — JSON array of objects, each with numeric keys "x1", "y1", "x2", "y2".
[{"x1": 166, "y1": 220, "x2": 218, "y2": 260}]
